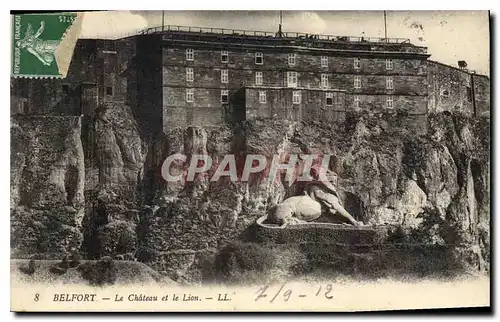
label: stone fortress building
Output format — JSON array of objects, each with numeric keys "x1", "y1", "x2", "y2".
[{"x1": 11, "y1": 24, "x2": 490, "y2": 135}]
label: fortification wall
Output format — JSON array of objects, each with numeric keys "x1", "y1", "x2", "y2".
[{"x1": 426, "y1": 61, "x2": 487, "y2": 115}]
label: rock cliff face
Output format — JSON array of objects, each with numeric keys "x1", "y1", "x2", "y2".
[
  {"x1": 11, "y1": 116, "x2": 85, "y2": 258},
  {"x1": 81, "y1": 103, "x2": 146, "y2": 260},
  {"x1": 10, "y1": 106, "x2": 490, "y2": 283}
]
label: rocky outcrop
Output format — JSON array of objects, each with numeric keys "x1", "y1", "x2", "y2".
[
  {"x1": 81, "y1": 102, "x2": 146, "y2": 259},
  {"x1": 11, "y1": 116, "x2": 85, "y2": 258},
  {"x1": 138, "y1": 112, "x2": 490, "y2": 282},
  {"x1": 10, "y1": 108, "x2": 490, "y2": 283}
]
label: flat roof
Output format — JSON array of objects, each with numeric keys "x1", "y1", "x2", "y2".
[{"x1": 140, "y1": 24, "x2": 413, "y2": 45}]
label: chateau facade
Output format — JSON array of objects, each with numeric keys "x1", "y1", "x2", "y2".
[{"x1": 11, "y1": 25, "x2": 490, "y2": 134}]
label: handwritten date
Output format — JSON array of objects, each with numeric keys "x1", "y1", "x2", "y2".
[{"x1": 255, "y1": 281, "x2": 333, "y2": 303}]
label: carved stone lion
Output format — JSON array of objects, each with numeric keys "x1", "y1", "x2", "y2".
[
  {"x1": 267, "y1": 183, "x2": 363, "y2": 227},
  {"x1": 267, "y1": 194, "x2": 322, "y2": 226}
]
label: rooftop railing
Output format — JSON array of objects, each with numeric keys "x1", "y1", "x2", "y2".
[{"x1": 139, "y1": 25, "x2": 411, "y2": 44}]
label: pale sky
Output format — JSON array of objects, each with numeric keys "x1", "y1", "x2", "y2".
[{"x1": 81, "y1": 11, "x2": 490, "y2": 76}]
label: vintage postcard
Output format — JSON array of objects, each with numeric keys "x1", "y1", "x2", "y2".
[{"x1": 10, "y1": 10, "x2": 490, "y2": 312}]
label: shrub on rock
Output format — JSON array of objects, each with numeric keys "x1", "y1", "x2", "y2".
[
  {"x1": 215, "y1": 241, "x2": 276, "y2": 284},
  {"x1": 78, "y1": 256, "x2": 117, "y2": 286}
]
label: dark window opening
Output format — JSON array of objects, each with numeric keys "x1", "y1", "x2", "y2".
[
  {"x1": 466, "y1": 86, "x2": 472, "y2": 102},
  {"x1": 326, "y1": 97, "x2": 333, "y2": 106},
  {"x1": 221, "y1": 94, "x2": 229, "y2": 104},
  {"x1": 221, "y1": 52, "x2": 229, "y2": 63},
  {"x1": 22, "y1": 101, "x2": 29, "y2": 114},
  {"x1": 255, "y1": 53, "x2": 263, "y2": 65},
  {"x1": 106, "y1": 86, "x2": 113, "y2": 96},
  {"x1": 62, "y1": 84, "x2": 69, "y2": 94}
]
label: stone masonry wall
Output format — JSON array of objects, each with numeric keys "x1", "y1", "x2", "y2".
[
  {"x1": 473, "y1": 74, "x2": 490, "y2": 117},
  {"x1": 244, "y1": 87, "x2": 346, "y2": 122},
  {"x1": 427, "y1": 61, "x2": 479, "y2": 115},
  {"x1": 162, "y1": 45, "x2": 429, "y2": 129}
]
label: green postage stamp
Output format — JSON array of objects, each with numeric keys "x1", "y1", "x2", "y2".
[{"x1": 11, "y1": 12, "x2": 82, "y2": 78}]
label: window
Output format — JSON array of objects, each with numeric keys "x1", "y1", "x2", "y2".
[
  {"x1": 326, "y1": 93, "x2": 333, "y2": 106},
  {"x1": 354, "y1": 76, "x2": 361, "y2": 89},
  {"x1": 186, "y1": 88, "x2": 194, "y2": 102},
  {"x1": 62, "y1": 84, "x2": 69, "y2": 94},
  {"x1": 186, "y1": 67, "x2": 194, "y2": 82},
  {"x1": 221, "y1": 69, "x2": 228, "y2": 83},
  {"x1": 255, "y1": 52, "x2": 263, "y2": 65},
  {"x1": 386, "y1": 59, "x2": 394, "y2": 71},
  {"x1": 287, "y1": 71, "x2": 298, "y2": 88},
  {"x1": 321, "y1": 56, "x2": 328, "y2": 68},
  {"x1": 22, "y1": 101, "x2": 29, "y2": 114},
  {"x1": 466, "y1": 86, "x2": 472, "y2": 102},
  {"x1": 288, "y1": 53, "x2": 296, "y2": 66},
  {"x1": 221, "y1": 51, "x2": 229, "y2": 63},
  {"x1": 386, "y1": 76, "x2": 394, "y2": 90},
  {"x1": 255, "y1": 72, "x2": 263, "y2": 85},
  {"x1": 354, "y1": 95, "x2": 361, "y2": 109},
  {"x1": 186, "y1": 48, "x2": 194, "y2": 61},
  {"x1": 292, "y1": 91, "x2": 301, "y2": 104},
  {"x1": 106, "y1": 86, "x2": 113, "y2": 96},
  {"x1": 387, "y1": 96, "x2": 394, "y2": 109},
  {"x1": 221, "y1": 90, "x2": 229, "y2": 104},
  {"x1": 321, "y1": 74, "x2": 329, "y2": 88},
  {"x1": 259, "y1": 91, "x2": 267, "y2": 103},
  {"x1": 354, "y1": 57, "x2": 361, "y2": 70}
]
